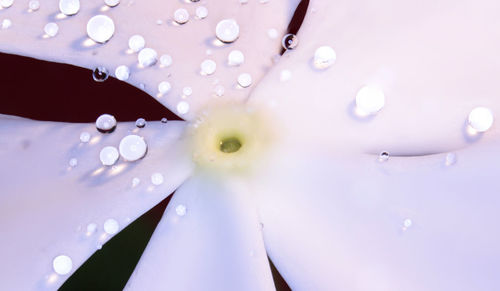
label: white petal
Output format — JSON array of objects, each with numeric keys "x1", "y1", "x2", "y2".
[
  {"x1": 126, "y1": 174, "x2": 275, "y2": 291},
  {"x1": 254, "y1": 142, "x2": 500, "y2": 290},
  {"x1": 0, "y1": 115, "x2": 193, "y2": 290}
]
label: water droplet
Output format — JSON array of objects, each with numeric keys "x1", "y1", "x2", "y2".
[
  {"x1": 132, "y1": 177, "x2": 140, "y2": 187},
  {"x1": 237, "y1": 73, "x2": 252, "y2": 88},
  {"x1": 215, "y1": 19, "x2": 239, "y2": 43},
  {"x1": 96, "y1": 244, "x2": 103, "y2": 250},
  {"x1": 53, "y1": 255, "x2": 72, "y2": 275},
  {"x1": 161, "y1": 117, "x2": 168, "y2": 123},
  {"x1": 177, "y1": 101, "x2": 190, "y2": 115},
  {"x1": 0, "y1": 0, "x2": 14, "y2": 8},
  {"x1": 378, "y1": 152, "x2": 389, "y2": 162},
  {"x1": 44, "y1": 22, "x2": 59, "y2": 37},
  {"x1": 314, "y1": 46, "x2": 336, "y2": 69},
  {"x1": 156, "y1": 19, "x2": 163, "y2": 25},
  {"x1": 128, "y1": 34, "x2": 145, "y2": 52},
  {"x1": 445, "y1": 152, "x2": 457, "y2": 166},
  {"x1": 227, "y1": 50, "x2": 244, "y2": 66},
  {"x1": 92, "y1": 66, "x2": 109, "y2": 82},
  {"x1": 138, "y1": 48, "x2": 158, "y2": 67},
  {"x1": 59, "y1": 0, "x2": 80, "y2": 15},
  {"x1": 104, "y1": 0, "x2": 119, "y2": 7},
  {"x1": 114, "y1": 65, "x2": 130, "y2": 81},
  {"x1": 28, "y1": 0, "x2": 40, "y2": 11},
  {"x1": 468, "y1": 107, "x2": 494, "y2": 132},
  {"x1": 355, "y1": 86, "x2": 385, "y2": 115},
  {"x1": 87, "y1": 15, "x2": 115, "y2": 43},
  {"x1": 69, "y1": 158, "x2": 78, "y2": 167},
  {"x1": 103, "y1": 218, "x2": 119, "y2": 234},
  {"x1": 183, "y1": 87, "x2": 193, "y2": 96},
  {"x1": 403, "y1": 218, "x2": 412, "y2": 228},
  {"x1": 200, "y1": 59, "x2": 216, "y2": 75},
  {"x1": 80, "y1": 132, "x2": 91, "y2": 143},
  {"x1": 175, "y1": 204, "x2": 187, "y2": 216},
  {"x1": 151, "y1": 173, "x2": 164, "y2": 185},
  {"x1": 86, "y1": 223, "x2": 97, "y2": 236},
  {"x1": 1, "y1": 19, "x2": 11, "y2": 30},
  {"x1": 195, "y1": 6, "x2": 208, "y2": 19},
  {"x1": 119, "y1": 134, "x2": 147, "y2": 161},
  {"x1": 239, "y1": 0, "x2": 248, "y2": 4},
  {"x1": 135, "y1": 118, "x2": 146, "y2": 128},
  {"x1": 100, "y1": 146, "x2": 119, "y2": 166},
  {"x1": 282, "y1": 33, "x2": 298, "y2": 50},
  {"x1": 95, "y1": 114, "x2": 117, "y2": 133},
  {"x1": 173, "y1": 8, "x2": 189, "y2": 24},
  {"x1": 158, "y1": 81, "x2": 171, "y2": 94},
  {"x1": 160, "y1": 54, "x2": 172, "y2": 67},
  {"x1": 214, "y1": 85, "x2": 225, "y2": 97},
  {"x1": 280, "y1": 70, "x2": 292, "y2": 82},
  {"x1": 267, "y1": 28, "x2": 278, "y2": 39}
]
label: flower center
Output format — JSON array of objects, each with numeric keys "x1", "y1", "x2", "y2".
[{"x1": 219, "y1": 136, "x2": 242, "y2": 153}]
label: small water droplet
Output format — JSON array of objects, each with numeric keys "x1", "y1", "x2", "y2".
[
  {"x1": 378, "y1": 152, "x2": 389, "y2": 162},
  {"x1": 104, "y1": 0, "x2": 119, "y2": 7},
  {"x1": 28, "y1": 0, "x2": 40, "y2": 11},
  {"x1": 86, "y1": 223, "x2": 97, "y2": 236},
  {"x1": 161, "y1": 117, "x2": 168, "y2": 123},
  {"x1": 135, "y1": 118, "x2": 146, "y2": 128},
  {"x1": 160, "y1": 54, "x2": 172, "y2": 67},
  {"x1": 196, "y1": 6, "x2": 208, "y2": 19},
  {"x1": 183, "y1": 87, "x2": 193, "y2": 96},
  {"x1": 0, "y1": 0, "x2": 14, "y2": 8},
  {"x1": 177, "y1": 101, "x2": 190, "y2": 115},
  {"x1": 237, "y1": 73, "x2": 252, "y2": 88},
  {"x1": 200, "y1": 59, "x2": 216, "y2": 75},
  {"x1": 53, "y1": 255, "x2": 73, "y2": 275},
  {"x1": 128, "y1": 34, "x2": 145, "y2": 52},
  {"x1": 100, "y1": 146, "x2": 119, "y2": 166},
  {"x1": 138, "y1": 48, "x2": 158, "y2": 67},
  {"x1": 80, "y1": 132, "x2": 91, "y2": 143},
  {"x1": 92, "y1": 66, "x2": 109, "y2": 82},
  {"x1": 445, "y1": 152, "x2": 457, "y2": 166},
  {"x1": 119, "y1": 134, "x2": 147, "y2": 161},
  {"x1": 114, "y1": 65, "x2": 130, "y2": 81},
  {"x1": 468, "y1": 107, "x2": 494, "y2": 132},
  {"x1": 314, "y1": 46, "x2": 336, "y2": 69},
  {"x1": 59, "y1": 0, "x2": 79, "y2": 15},
  {"x1": 228, "y1": 50, "x2": 244, "y2": 66},
  {"x1": 175, "y1": 204, "x2": 187, "y2": 216},
  {"x1": 86, "y1": 15, "x2": 115, "y2": 43},
  {"x1": 103, "y1": 218, "x2": 119, "y2": 234},
  {"x1": 1, "y1": 19, "x2": 12, "y2": 30},
  {"x1": 174, "y1": 8, "x2": 189, "y2": 24},
  {"x1": 69, "y1": 158, "x2": 78, "y2": 167},
  {"x1": 215, "y1": 19, "x2": 239, "y2": 43},
  {"x1": 214, "y1": 85, "x2": 225, "y2": 97},
  {"x1": 132, "y1": 177, "x2": 140, "y2": 187},
  {"x1": 281, "y1": 33, "x2": 298, "y2": 50},
  {"x1": 44, "y1": 22, "x2": 59, "y2": 37},
  {"x1": 158, "y1": 81, "x2": 171, "y2": 94},
  {"x1": 95, "y1": 114, "x2": 117, "y2": 133},
  {"x1": 151, "y1": 172, "x2": 164, "y2": 185}
]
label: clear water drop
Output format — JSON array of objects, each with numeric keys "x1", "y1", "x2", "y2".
[
  {"x1": 151, "y1": 173, "x2": 164, "y2": 185},
  {"x1": 281, "y1": 33, "x2": 298, "y2": 50},
  {"x1": 160, "y1": 54, "x2": 172, "y2": 67},
  {"x1": 468, "y1": 107, "x2": 494, "y2": 132},
  {"x1": 378, "y1": 152, "x2": 389, "y2": 162},
  {"x1": 175, "y1": 204, "x2": 187, "y2": 216},
  {"x1": 138, "y1": 48, "x2": 158, "y2": 67},
  {"x1": 173, "y1": 8, "x2": 189, "y2": 24},
  {"x1": 161, "y1": 117, "x2": 168, "y2": 123},
  {"x1": 1, "y1": 19, "x2": 11, "y2": 30},
  {"x1": 96, "y1": 114, "x2": 117, "y2": 133},
  {"x1": 132, "y1": 177, "x2": 140, "y2": 187},
  {"x1": 445, "y1": 152, "x2": 457, "y2": 166},
  {"x1": 215, "y1": 19, "x2": 239, "y2": 43},
  {"x1": 200, "y1": 59, "x2": 216, "y2": 75},
  {"x1": 53, "y1": 255, "x2": 72, "y2": 275},
  {"x1": 59, "y1": 0, "x2": 80, "y2": 16},
  {"x1": 86, "y1": 223, "x2": 97, "y2": 236},
  {"x1": 135, "y1": 118, "x2": 146, "y2": 128},
  {"x1": 228, "y1": 50, "x2": 244, "y2": 66},
  {"x1": 195, "y1": 6, "x2": 208, "y2": 19},
  {"x1": 92, "y1": 66, "x2": 109, "y2": 82},
  {"x1": 28, "y1": 0, "x2": 40, "y2": 11},
  {"x1": 69, "y1": 158, "x2": 78, "y2": 167},
  {"x1": 183, "y1": 87, "x2": 193, "y2": 96},
  {"x1": 128, "y1": 35, "x2": 145, "y2": 52},
  {"x1": 114, "y1": 65, "x2": 130, "y2": 81},
  {"x1": 237, "y1": 73, "x2": 252, "y2": 88},
  {"x1": 44, "y1": 22, "x2": 59, "y2": 37},
  {"x1": 314, "y1": 46, "x2": 336, "y2": 69},
  {"x1": 100, "y1": 146, "x2": 119, "y2": 166},
  {"x1": 0, "y1": 0, "x2": 13, "y2": 8},
  {"x1": 177, "y1": 101, "x2": 190, "y2": 115},
  {"x1": 103, "y1": 218, "x2": 119, "y2": 234},
  {"x1": 158, "y1": 81, "x2": 171, "y2": 94},
  {"x1": 355, "y1": 86, "x2": 385, "y2": 115},
  {"x1": 80, "y1": 132, "x2": 91, "y2": 143},
  {"x1": 87, "y1": 15, "x2": 115, "y2": 43},
  {"x1": 104, "y1": 0, "x2": 119, "y2": 7}
]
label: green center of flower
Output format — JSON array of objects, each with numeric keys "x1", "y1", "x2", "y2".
[{"x1": 219, "y1": 136, "x2": 242, "y2": 153}]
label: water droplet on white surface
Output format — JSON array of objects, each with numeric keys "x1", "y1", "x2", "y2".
[
  {"x1": 158, "y1": 81, "x2": 171, "y2": 94},
  {"x1": 1, "y1": 19, "x2": 11, "y2": 29},
  {"x1": 468, "y1": 107, "x2": 494, "y2": 132},
  {"x1": 28, "y1": 0, "x2": 40, "y2": 10},
  {"x1": 119, "y1": 134, "x2": 147, "y2": 161},
  {"x1": 92, "y1": 66, "x2": 109, "y2": 82},
  {"x1": 355, "y1": 86, "x2": 385, "y2": 115},
  {"x1": 267, "y1": 28, "x2": 278, "y2": 39},
  {"x1": 44, "y1": 22, "x2": 59, "y2": 37},
  {"x1": 174, "y1": 8, "x2": 189, "y2": 24},
  {"x1": 104, "y1": 0, "x2": 119, "y2": 7},
  {"x1": 132, "y1": 177, "x2": 140, "y2": 187},
  {"x1": 183, "y1": 87, "x2": 193, "y2": 96},
  {"x1": 86, "y1": 223, "x2": 97, "y2": 235},
  {"x1": 138, "y1": 48, "x2": 158, "y2": 67},
  {"x1": 237, "y1": 73, "x2": 252, "y2": 88},
  {"x1": 103, "y1": 218, "x2": 119, "y2": 234},
  {"x1": 378, "y1": 152, "x2": 389, "y2": 162},
  {"x1": 100, "y1": 146, "x2": 119, "y2": 166},
  {"x1": 280, "y1": 70, "x2": 292, "y2": 82},
  {"x1": 151, "y1": 173, "x2": 164, "y2": 185},
  {"x1": 53, "y1": 255, "x2": 72, "y2": 275},
  {"x1": 114, "y1": 65, "x2": 130, "y2": 81},
  {"x1": 215, "y1": 19, "x2": 239, "y2": 43},
  {"x1": 195, "y1": 6, "x2": 208, "y2": 19},
  {"x1": 175, "y1": 204, "x2": 187, "y2": 216},
  {"x1": 87, "y1": 15, "x2": 115, "y2": 43},
  {"x1": 161, "y1": 117, "x2": 168, "y2": 123},
  {"x1": 80, "y1": 132, "x2": 91, "y2": 143},
  {"x1": 59, "y1": 0, "x2": 80, "y2": 15},
  {"x1": 0, "y1": 0, "x2": 14, "y2": 8},
  {"x1": 69, "y1": 158, "x2": 78, "y2": 167},
  {"x1": 445, "y1": 152, "x2": 457, "y2": 167},
  {"x1": 314, "y1": 46, "x2": 336, "y2": 69},
  {"x1": 96, "y1": 114, "x2": 117, "y2": 133},
  {"x1": 160, "y1": 54, "x2": 172, "y2": 67},
  {"x1": 403, "y1": 218, "x2": 412, "y2": 230},
  {"x1": 227, "y1": 50, "x2": 244, "y2": 66},
  {"x1": 200, "y1": 59, "x2": 216, "y2": 75},
  {"x1": 177, "y1": 101, "x2": 190, "y2": 115},
  {"x1": 128, "y1": 35, "x2": 145, "y2": 52},
  {"x1": 282, "y1": 33, "x2": 298, "y2": 50}
]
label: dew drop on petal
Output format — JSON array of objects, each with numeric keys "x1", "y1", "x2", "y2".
[
  {"x1": 160, "y1": 54, "x2": 172, "y2": 67},
  {"x1": 468, "y1": 107, "x2": 494, "y2": 132},
  {"x1": 0, "y1": 0, "x2": 14, "y2": 8},
  {"x1": 87, "y1": 15, "x2": 115, "y2": 43},
  {"x1": 175, "y1": 204, "x2": 187, "y2": 216},
  {"x1": 28, "y1": 0, "x2": 40, "y2": 11},
  {"x1": 314, "y1": 46, "x2": 336, "y2": 69},
  {"x1": 132, "y1": 177, "x2": 140, "y2": 187},
  {"x1": 378, "y1": 151, "x2": 389, "y2": 162},
  {"x1": 237, "y1": 73, "x2": 252, "y2": 88},
  {"x1": 151, "y1": 173, "x2": 164, "y2": 185},
  {"x1": 53, "y1": 255, "x2": 73, "y2": 275},
  {"x1": 158, "y1": 81, "x2": 171, "y2": 94},
  {"x1": 92, "y1": 66, "x2": 109, "y2": 82},
  {"x1": 403, "y1": 218, "x2": 412, "y2": 230},
  {"x1": 80, "y1": 132, "x2": 91, "y2": 143},
  {"x1": 128, "y1": 35, "x2": 145, "y2": 52},
  {"x1": 174, "y1": 8, "x2": 189, "y2": 24},
  {"x1": 103, "y1": 218, "x2": 119, "y2": 234},
  {"x1": 96, "y1": 114, "x2": 117, "y2": 133},
  {"x1": 44, "y1": 22, "x2": 59, "y2": 37},
  {"x1": 176, "y1": 101, "x2": 190, "y2": 115},
  {"x1": 282, "y1": 33, "x2": 298, "y2": 50},
  {"x1": 59, "y1": 0, "x2": 80, "y2": 16},
  {"x1": 86, "y1": 223, "x2": 97, "y2": 236},
  {"x1": 114, "y1": 65, "x2": 130, "y2": 81},
  {"x1": 69, "y1": 158, "x2": 78, "y2": 167},
  {"x1": 100, "y1": 146, "x2": 119, "y2": 166},
  {"x1": 445, "y1": 152, "x2": 457, "y2": 167},
  {"x1": 215, "y1": 19, "x2": 239, "y2": 43},
  {"x1": 138, "y1": 48, "x2": 158, "y2": 67},
  {"x1": 195, "y1": 6, "x2": 208, "y2": 19},
  {"x1": 355, "y1": 86, "x2": 385, "y2": 115},
  {"x1": 200, "y1": 59, "x2": 216, "y2": 75},
  {"x1": 228, "y1": 50, "x2": 244, "y2": 66},
  {"x1": 1, "y1": 19, "x2": 12, "y2": 29},
  {"x1": 104, "y1": 0, "x2": 119, "y2": 7},
  {"x1": 161, "y1": 117, "x2": 168, "y2": 123},
  {"x1": 183, "y1": 87, "x2": 193, "y2": 96}
]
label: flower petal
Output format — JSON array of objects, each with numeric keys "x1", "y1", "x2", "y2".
[
  {"x1": 125, "y1": 174, "x2": 275, "y2": 291},
  {"x1": 0, "y1": 115, "x2": 193, "y2": 290},
  {"x1": 255, "y1": 142, "x2": 500, "y2": 290},
  {"x1": 249, "y1": 0, "x2": 500, "y2": 155}
]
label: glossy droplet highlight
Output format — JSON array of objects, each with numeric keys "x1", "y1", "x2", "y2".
[
  {"x1": 103, "y1": 218, "x2": 119, "y2": 234},
  {"x1": 115, "y1": 65, "x2": 130, "y2": 81},
  {"x1": 215, "y1": 19, "x2": 239, "y2": 43},
  {"x1": 29, "y1": 0, "x2": 40, "y2": 11},
  {"x1": 160, "y1": 54, "x2": 172, "y2": 67},
  {"x1": 92, "y1": 66, "x2": 109, "y2": 82},
  {"x1": 445, "y1": 152, "x2": 457, "y2": 167},
  {"x1": 228, "y1": 50, "x2": 244, "y2": 66},
  {"x1": 151, "y1": 173, "x2": 164, "y2": 185},
  {"x1": 237, "y1": 73, "x2": 252, "y2": 88},
  {"x1": 1, "y1": 19, "x2": 11, "y2": 30},
  {"x1": 200, "y1": 59, "x2": 216, "y2": 75},
  {"x1": 104, "y1": 0, "x2": 119, "y2": 7},
  {"x1": 138, "y1": 48, "x2": 158, "y2": 67},
  {"x1": 468, "y1": 107, "x2": 494, "y2": 132},
  {"x1": 128, "y1": 35, "x2": 145, "y2": 52},
  {"x1": 100, "y1": 146, "x2": 119, "y2": 166},
  {"x1": 183, "y1": 87, "x2": 193, "y2": 96},
  {"x1": 355, "y1": 86, "x2": 385, "y2": 115},
  {"x1": 177, "y1": 101, "x2": 190, "y2": 115},
  {"x1": 174, "y1": 8, "x2": 189, "y2": 24},
  {"x1": 175, "y1": 204, "x2": 187, "y2": 216},
  {"x1": 96, "y1": 114, "x2": 117, "y2": 133},
  {"x1": 378, "y1": 152, "x2": 389, "y2": 162},
  {"x1": 161, "y1": 117, "x2": 168, "y2": 123},
  {"x1": 53, "y1": 255, "x2": 73, "y2": 275},
  {"x1": 135, "y1": 118, "x2": 146, "y2": 128},
  {"x1": 282, "y1": 34, "x2": 298, "y2": 50},
  {"x1": 59, "y1": 0, "x2": 79, "y2": 15},
  {"x1": 80, "y1": 132, "x2": 90, "y2": 143},
  {"x1": 0, "y1": 0, "x2": 13, "y2": 8},
  {"x1": 158, "y1": 81, "x2": 171, "y2": 94},
  {"x1": 86, "y1": 15, "x2": 115, "y2": 43},
  {"x1": 314, "y1": 46, "x2": 336, "y2": 69},
  {"x1": 195, "y1": 6, "x2": 208, "y2": 19},
  {"x1": 68, "y1": 158, "x2": 78, "y2": 167},
  {"x1": 44, "y1": 22, "x2": 59, "y2": 37}
]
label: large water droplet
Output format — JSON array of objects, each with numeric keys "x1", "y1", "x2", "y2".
[
  {"x1": 281, "y1": 33, "x2": 298, "y2": 50},
  {"x1": 100, "y1": 146, "x2": 119, "y2": 166},
  {"x1": 96, "y1": 114, "x2": 117, "y2": 133},
  {"x1": 138, "y1": 48, "x2": 158, "y2": 67},
  {"x1": 59, "y1": 0, "x2": 80, "y2": 16},
  {"x1": 228, "y1": 50, "x2": 244, "y2": 66},
  {"x1": 314, "y1": 46, "x2": 336, "y2": 69},
  {"x1": 468, "y1": 107, "x2": 494, "y2": 132},
  {"x1": 128, "y1": 34, "x2": 145, "y2": 52},
  {"x1": 103, "y1": 218, "x2": 119, "y2": 234},
  {"x1": 195, "y1": 6, "x2": 208, "y2": 19},
  {"x1": 215, "y1": 19, "x2": 239, "y2": 43},
  {"x1": 114, "y1": 65, "x2": 130, "y2": 81},
  {"x1": 378, "y1": 151, "x2": 389, "y2": 162},
  {"x1": 86, "y1": 15, "x2": 115, "y2": 43},
  {"x1": 173, "y1": 8, "x2": 189, "y2": 24},
  {"x1": 200, "y1": 59, "x2": 216, "y2": 75},
  {"x1": 237, "y1": 73, "x2": 252, "y2": 88},
  {"x1": 355, "y1": 86, "x2": 385, "y2": 115},
  {"x1": 53, "y1": 255, "x2": 73, "y2": 275},
  {"x1": 92, "y1": 66, "x2": 109, "y2": 82},
  {"x1": 44, "y1": 22, "x2": 59, "y2": 37}
]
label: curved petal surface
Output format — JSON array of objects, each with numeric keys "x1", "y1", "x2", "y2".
[
  {"x1": 0, "y1": 115, "x2": 193, "y2": 290},
  {"x1": 126, "y1": 173, "x2": 275, "y2": 291}
]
